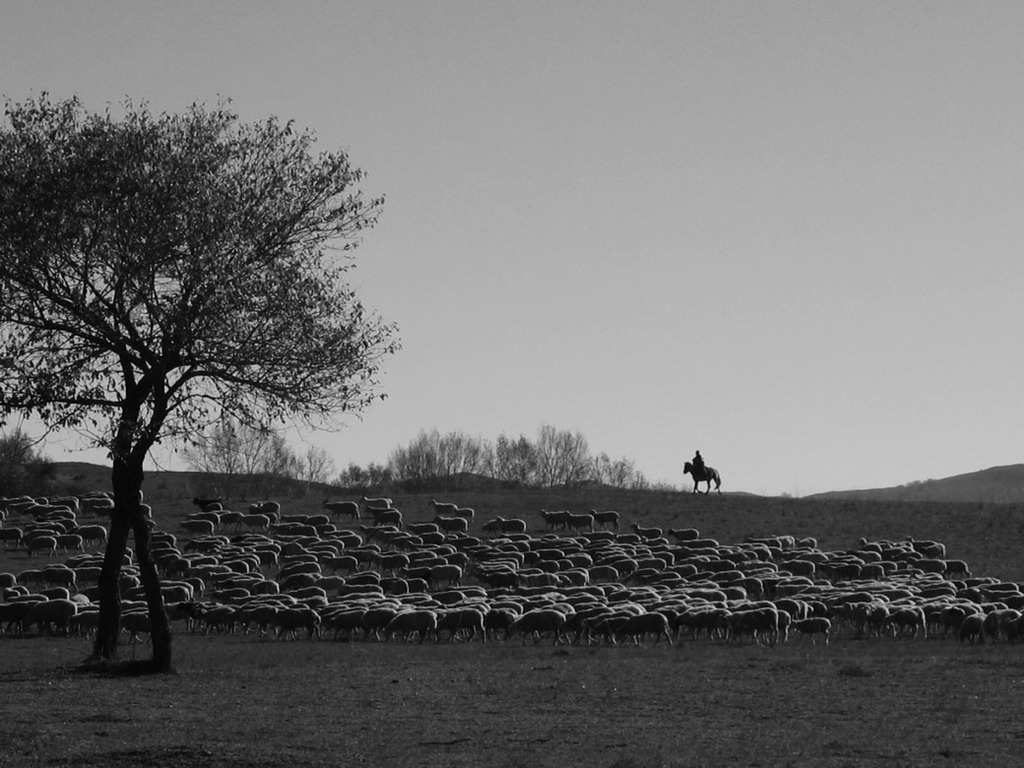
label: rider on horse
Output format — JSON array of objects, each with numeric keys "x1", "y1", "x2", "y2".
[{"x1": 685, "y1": 451, "x2": 721, "y2": 494}]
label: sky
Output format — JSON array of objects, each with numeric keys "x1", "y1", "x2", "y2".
[{"x1": 2, "y1": 2, "x2": 1023, "y2": 496}]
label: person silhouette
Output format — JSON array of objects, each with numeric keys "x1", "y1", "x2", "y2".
[{"x1": 692, "y1": 451, "x2": 705, "y2": 474}]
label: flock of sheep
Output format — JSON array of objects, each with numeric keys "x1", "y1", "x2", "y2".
[{"x1": 2, "y1": 492, "x2": 1023, "y2": 648}]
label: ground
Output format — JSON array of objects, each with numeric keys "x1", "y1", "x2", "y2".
[{"x1": 2, "y1": 634, "x2": 1023, "y2": 768}]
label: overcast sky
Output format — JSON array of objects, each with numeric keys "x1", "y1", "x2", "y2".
[{"x1": 3, "y1": 2, "x2": 1023, "y2": 496}]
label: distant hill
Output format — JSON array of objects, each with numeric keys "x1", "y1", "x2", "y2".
[
  {"x1": 37, "y1": 461, "x2": 1024, "y2": 506},
  {"x1": 805, "y1": 464, "x2": 1024, "y2": 504}
]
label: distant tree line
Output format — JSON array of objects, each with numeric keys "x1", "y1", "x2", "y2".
[
  {"x1": 6, "y1": 421, "x2": 652, "y2": 499},
  {"x1": 0, "y1": 428, "x2": 54, "y2": 497},
  {"x1": 338, "y1": 425, "x2": 651, "y2": 492},
  {"x1": 181, "y1": 418, "x2": 336, "y2": 499}
]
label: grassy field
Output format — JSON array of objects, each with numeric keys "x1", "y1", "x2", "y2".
[{"x1": 3, "y1": 467, "x2": 1024, "y2": 767}]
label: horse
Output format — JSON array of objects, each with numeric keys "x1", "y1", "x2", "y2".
[{"x1": 684, "y1": 462, "x2": 721, "y2": 495}]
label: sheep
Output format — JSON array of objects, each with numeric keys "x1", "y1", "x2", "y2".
[
  {"x1": 379, "y1": 552, "x2": 411, "y2": 575},
  {"x1": 361, "y1": 606, "x2": 401, "y2": 641},
  {"x1": 886, "y1": 607, "x2": 927, "y2": 639},
  {"x1": 249, "y1": 501, "x2": 281, "y2": 521},
  {"x1": 430, "y1": 499, "x2": 459, "y2": 516},
  {"x1": 564, "y1": 512, "x2": 594, "y2": 532},
  {"x1": 481, "y1": 518, "x2": 503, "y2": 535},
  {"x1": 238, "y1": 513, "x2": 272, "y2": 532},
  {"x1": 435, "y1": 606, "x2": 486, "y2": 643},
  {"x1": 482, "y1": 516, "x2": 528, "y2": 535},
  {"x1": 790, "y1": 617, "x2": 832, "y2": 644},
  {"x1": 362, "y1": 495, "x2": 393, "y2": 512},
  {"x1": 406, "y1": 522, "x2": 440, "y2": 536},
  {"x1": 452, "y1": 506, "x2": 475, "y2": 522},
  {"x1": 539, "y1": 509, "x2": 570, "y2": 531},
  {"x1": 983, "y1": 608, "x2": 1022, "y2": 643},
  {"x1": 590, "y1": 509, "x2": 620, "y2": 530},
  {"x1": 192, "y1": 497, "x2": 223, "y2": 512},
  {"x1": 76, "y1": 524, "x2": 108, "y2": 549},
  {"x1": 41, "y1": 566, "x2": 76, "y2": 589},
  {"x1": 507, "y1": 608, "x2": 568, "y2": 645},
  {"x1": 272, "y1": 605, "x2": 322, "y2": 640},
  {"x1": 0, "y1": 601, "x2": 39, "y2": 636},
  {"x1": 195, "y1": 604, "x2": 238, "y2": 634},
  {"x1": 0, "y1": 527, "x2": 23, "y2": 549},
  {"x1": 370, "y1": 508, "x2": 403, "y2": 528},
  {"x1": 499, "y1": 517, "x2": 528, "y2": 534},
  {"x1": 944, "y1": 559, "x2": 972, "y2": 578},
  {"x1": 25, "y1": 535, "x2": 57, "y2": 558},
  {"x1": 69, "y1": 609, "x2": 100, "y2": 638},
  {"x1": 430, "y1": 563, "x2": 463, "y2": 588},
  {"x1": 79, "y1": 496, "x2": 114, "y2": 515},
  {"x1": 433, "y1": 515, "x2": 468, "y2": 534},
  {"x1": 324, "y1": 500, "x2": 360, "y2": 521},
  {"x1": 121, "y1": 610, "x2": 152, "y2": 644},
  {"x1": 54, "y1": 534, "x2": 84, "y2": 554},
  {"x1": 323, "y1": 554, "x2": 360, "y2": 575},
  {"x1": 320, "y1": 607, "x2": 368, "y2": 640},
  {"x1": 23, "y1": 599, "x2": 79, "y2": 636},
  {"x1": 180, "y1": 518, "x2": 216, "y2": 536},
  {"x1": 385, "y1": 609, "x2": 438, "y2": 644},
  {"x1": 907, "y1": 537, "x2": 946, "y2": 559},
  {"x1": 959, "y1": 612, "x2": 986, "y2": 644},
  {"x1": 728, "y1": 606, "x2": 780, "y2": 646},
  {"x1": 621, "y1": 612, "x2": 673, "y2": 646},
  {"x1": 630, "y1": 523, "x2": 663, "y2": 541}
]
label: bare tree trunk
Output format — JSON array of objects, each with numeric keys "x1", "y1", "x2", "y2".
[
  {"x1": 131, "y1": 503, "x2": 172, "y2": 671},
  {"x1": 85, "y1": 504, "x2": 129, "y2": 663},
  {"x1": 84, "y1": 451, "x2": 172, "y2": 672}
]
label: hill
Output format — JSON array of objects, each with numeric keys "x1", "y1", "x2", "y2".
[
  {"x1": 6, "y1": 460, "x2": 1024, "y2": 583},
  {"x1": 804, "y1": 464, "x2": 1024, "y2": 504}
]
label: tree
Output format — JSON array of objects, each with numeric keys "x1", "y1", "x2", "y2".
[
  {"x1": 299, "y1": 444, "x2": 336, "y2": 491},
  {"x1": 535, "y1": 425, "x2": 591, "y2": 487},
  {"x1": 0, "y1": 428, "x2": 54, "y2": 497},
  {"x1": 0, "y1": 95, "x2": 398, "y2": 671},
  {"x1": 181, "y1": 417, "x2": 307, "y2": 498},
  {"x1": 387, "y1": 428, "x2": 488, "y2": 491},
  {"x1": 488, "y1": 433, "x2": 538, "y2": 486}
]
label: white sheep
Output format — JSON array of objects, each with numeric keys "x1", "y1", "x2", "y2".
[
  {"x1": 385, "y1": 609, "x2": 438, "y2": 644},
  {"x1": 429, "y1": 563, "x2": 463, "y2": 588},
  {"x1": 371, "y1": 508, "x2": 403, "y2": 528},
  {"x1": 430, "y1": 499, "x2": 459, "y2": 516},
  {"x1": 323, "y1": 500, "x2": 360, "y2": 521},
  {"x1": 564, "y1": 512, "x2": 594, "y2": 532},
  {"x1": 75, "y1": 524, "x2": 108, "y2": 549},
  {"x1": 958, "y1": 612, "x2": 986, "y2": 644},
  {"x1": 180, "y1": 518, "x2": 217, "y2": 536},
  {"x1": 23, "y1": 598, "x2": 79, "y2": 636},
  {"x1": 539, "y1": 509, "x2": 569, "y2": 530},
  {"x1": 791, "y1": 617, "x2": 832, "y2": 644},
  {"x1": 630, "y1": 523, "x2": 663, "y2": 541},
  {"x1": 435, "y1": 606, "x2": 487, "y2": 643},
  {"x1": 0, "y1": 527, "x2": 23, "y2": 548},
  {"x1": 589, "y1": 509, "x2": 620, "y2": 530},
  {"x1": 433, "y1": 515, "x2": 468, "y2": 534},
  {"x1": 249, "y1": 501, "x2": 282, "y2": 521},
  {"x1": 25, "y1": 535, "x2": 58, "y2": 558},
  {"x1": 621, "y1": 612, "x2": 673, "y2": 646},
  {"x1": 507, "y1": 608, "x2": 568, "y2": 645},
  {"x1": 361, "y1": 495, "x2": 393, "y2": 511}
]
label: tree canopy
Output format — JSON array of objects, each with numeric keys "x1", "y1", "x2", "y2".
[{"x1": 0, "y1": 95, "x2": 399, "y2": 670}]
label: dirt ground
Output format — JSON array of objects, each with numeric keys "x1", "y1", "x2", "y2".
[{"x1": 2, "y1": 634, "x2": 1023, "y2": 768}]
